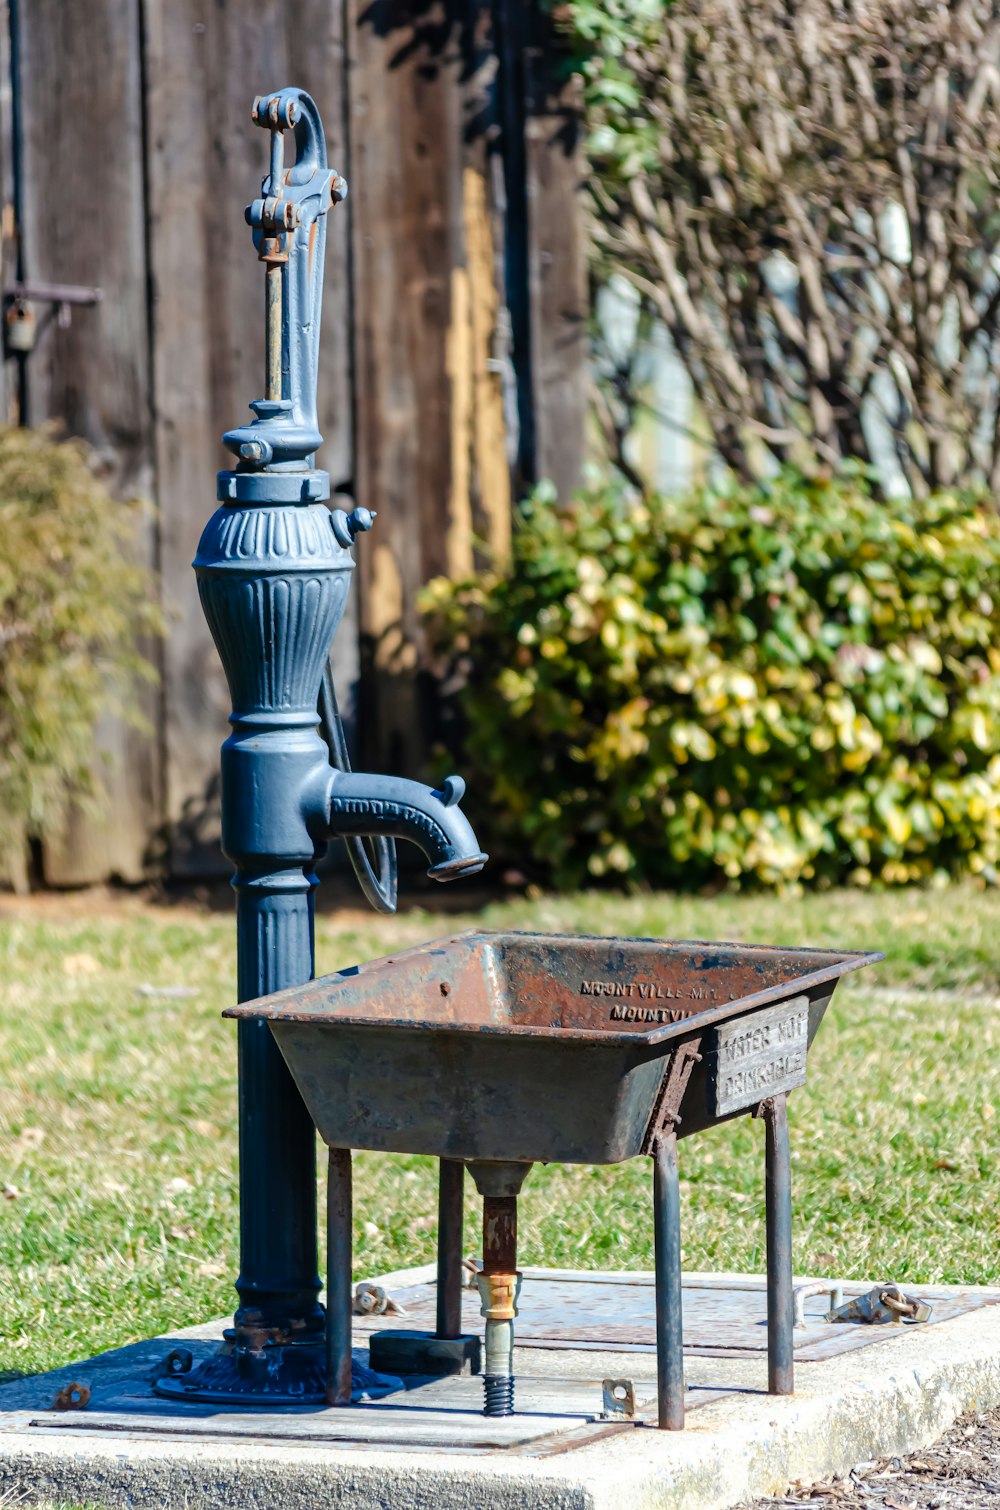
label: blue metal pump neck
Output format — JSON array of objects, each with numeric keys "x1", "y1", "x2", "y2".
[{"x1": 220, "y1": 87, "x2": 347, "y2": 495}]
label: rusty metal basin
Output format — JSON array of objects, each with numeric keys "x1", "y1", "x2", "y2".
[{"x1": 225, "y1": 931, "x2": 880, "y2": 1166}]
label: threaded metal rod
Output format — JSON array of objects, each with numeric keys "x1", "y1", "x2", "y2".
[
  {"x1": 478, "y1": 1193, "x2": 519, "y2": 1418},
  {"x1": 483, "y1": 1374, "x2": 515, "y2": 1416}
]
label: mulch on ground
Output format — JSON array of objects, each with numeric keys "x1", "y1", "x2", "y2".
[{"x1": 744, "y1": 1406, "x2": 1000, "y2": 1510}]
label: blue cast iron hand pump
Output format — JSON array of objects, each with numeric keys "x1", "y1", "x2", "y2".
[{"x1": 156, "y1": 87, "x2": 486, "y2": 1404}]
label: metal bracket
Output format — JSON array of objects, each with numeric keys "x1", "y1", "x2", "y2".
[
  {"x1": 4, "y1": 280, "x2": 102, "y2": 310},
  {"x1": 151, "y1": 1347, "x2": 194, "y2": 1383},
  {"x1": 49, "y1": 1382, "x2": 91, "y2": 1411},
  {"x1": 641, "y1": 1037, "x2": 702, "y2": 1155},
  {"x1": 3, "y1": 281, "x2": 103, "y2": 354},
  {"x1": 601, "y1": 1378, "x2": 636, "y2": 1419},
  {"x1": 352, "y1": 1281, "x2": 409, "y2": 1318}
]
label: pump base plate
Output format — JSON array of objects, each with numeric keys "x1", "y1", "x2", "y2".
[
  {"x1": 152, "y1": 1339, "x2": 398, "y2": 1407},
  {"x1": 153, "y1": 1341, "x2": 328, "y2": 1406}
]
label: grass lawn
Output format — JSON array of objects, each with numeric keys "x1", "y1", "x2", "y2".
[{"x1": 1, "y1": 882, "x2": 998, "y2": 1382}]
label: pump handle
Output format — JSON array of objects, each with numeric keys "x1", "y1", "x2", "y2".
[{"x1": 318, "y1": 662, "x2": 398, "y2": 915}]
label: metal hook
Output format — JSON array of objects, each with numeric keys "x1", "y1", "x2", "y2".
[{"x1": 317, "y1": 661, "x2": 398, "y2": 915}]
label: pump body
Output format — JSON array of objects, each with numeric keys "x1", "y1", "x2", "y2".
[{"x1": 156, "y1": 86, "x2": 484, "y2": 1404}]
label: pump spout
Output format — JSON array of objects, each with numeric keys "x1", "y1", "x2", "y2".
[{"x1": 325, "y1": 771, "x2": 487, "y2": 881}]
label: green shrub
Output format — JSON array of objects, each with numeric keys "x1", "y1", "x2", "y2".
[
  {"x1": 0, "y1": 426, "x2": 160, "y2": 867},
  {"x1": 421, "y1": 470, "x2": 1000, "y2": 889}
]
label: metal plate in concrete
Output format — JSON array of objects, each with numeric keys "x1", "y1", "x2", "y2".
[
  {"x1": 353, "y1": 1269, "x2": 996, "y2": 1361},
  {"x1": 12, "y1": 1370, "x2": 735, "y2": 1457}
]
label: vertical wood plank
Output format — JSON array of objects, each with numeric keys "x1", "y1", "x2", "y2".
[
  {"x1": 14, "y1": 0, "x2": 162, "y2": 884},
  {"x1": 349, "y1": 0, "x2": 466, "y2": 774},
  {"x1": 460, "y1": 0, "x2": 513, "y2": 568},
  {"x1": 0, "y1": 0, "x2": 17, "y2": 428},
  {"x1": 144, "y1": 0, "x2": 282, "y2": 875},
  {"x1": 522, "y1": 4, "x2": 588, "y2": 503},
  {"x1": 144, "y1": 0, "x2": 356, "y2": 873},
  {"x1": 0, "y1": 0, "x2": 21, "y2": 887},
  {"x1": 349, "y1": 0, "x2": 512, "y2": 772}
]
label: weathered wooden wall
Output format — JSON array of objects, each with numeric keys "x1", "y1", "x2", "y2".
[
  {"x1": 3, "y1": 0, "x2": 586, "y2": 881},
  {"x1": 12, "y1": 0, "x2": 161, "y2": 884},
  {"x1": 349, "y1": 0, "x2": 516, "y2": 769}
]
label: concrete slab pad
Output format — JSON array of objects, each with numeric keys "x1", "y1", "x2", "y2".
[{"x1": 2, "y1": 1270, "x2": 999, "y2": 1510}]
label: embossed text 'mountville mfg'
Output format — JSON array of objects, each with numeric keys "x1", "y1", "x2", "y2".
[{"x1": 580, "y1": 979, "x2": 722, "y2": 1001}]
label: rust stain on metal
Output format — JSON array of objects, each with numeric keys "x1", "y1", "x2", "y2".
[
  {"x1": 237, "y1": 1325, "x2": 296, "y2": 1350},
  {"x1": 228, "y1": 931, "x2": 881, "y2": 1045},
  {"x1": 51, "y1": 1381, "x2": 91, "y2": 1411},
  {"x1": 512, "y1": 1418, "x2": 637, "y2": 1457},
  {"x1": 483, "y1": 1196, "x2": 517, "y2": 1275}
]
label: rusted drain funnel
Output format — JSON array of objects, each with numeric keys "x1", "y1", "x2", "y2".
[{"x1": 469, "y1": 1162, "x2": 532, "y2": 1415}]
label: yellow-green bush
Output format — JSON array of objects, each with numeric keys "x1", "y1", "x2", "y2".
[
  {"x1": 422, "y1": 471, "x2": 1000, "y2": 889},
  {"x1": 0, "y1": 426, "x2": 160, "y2": 867}
]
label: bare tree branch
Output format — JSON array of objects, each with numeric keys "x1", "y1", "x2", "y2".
[{"x1": 586, "y1": 0, "x2": 1000, "y2": 493}]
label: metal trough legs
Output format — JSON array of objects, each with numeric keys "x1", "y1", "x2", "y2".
[
  {"x1": 763, "y1": 1093, "x2": 794, "y2": 1396},
  {"x1": 325, "y1": 1097, "x2": 797, "y2": 1422},
  {"x1": 436, "y1": 1159, "x2": 465, "y2": 1339},
  {"x1": 653, "y1": 1131, "x2": 685, "y2": 1429},
  {"x1": 652, "y1": 1093, "x2": 795, "y2": 1429},
  {"x1": 326, "y1": 1147, "x2": 353, "y2": 1405}
]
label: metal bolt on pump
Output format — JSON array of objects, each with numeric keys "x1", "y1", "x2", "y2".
[{"x1": 156, "y1": 86, "x2": 486, "y2": 1406}]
